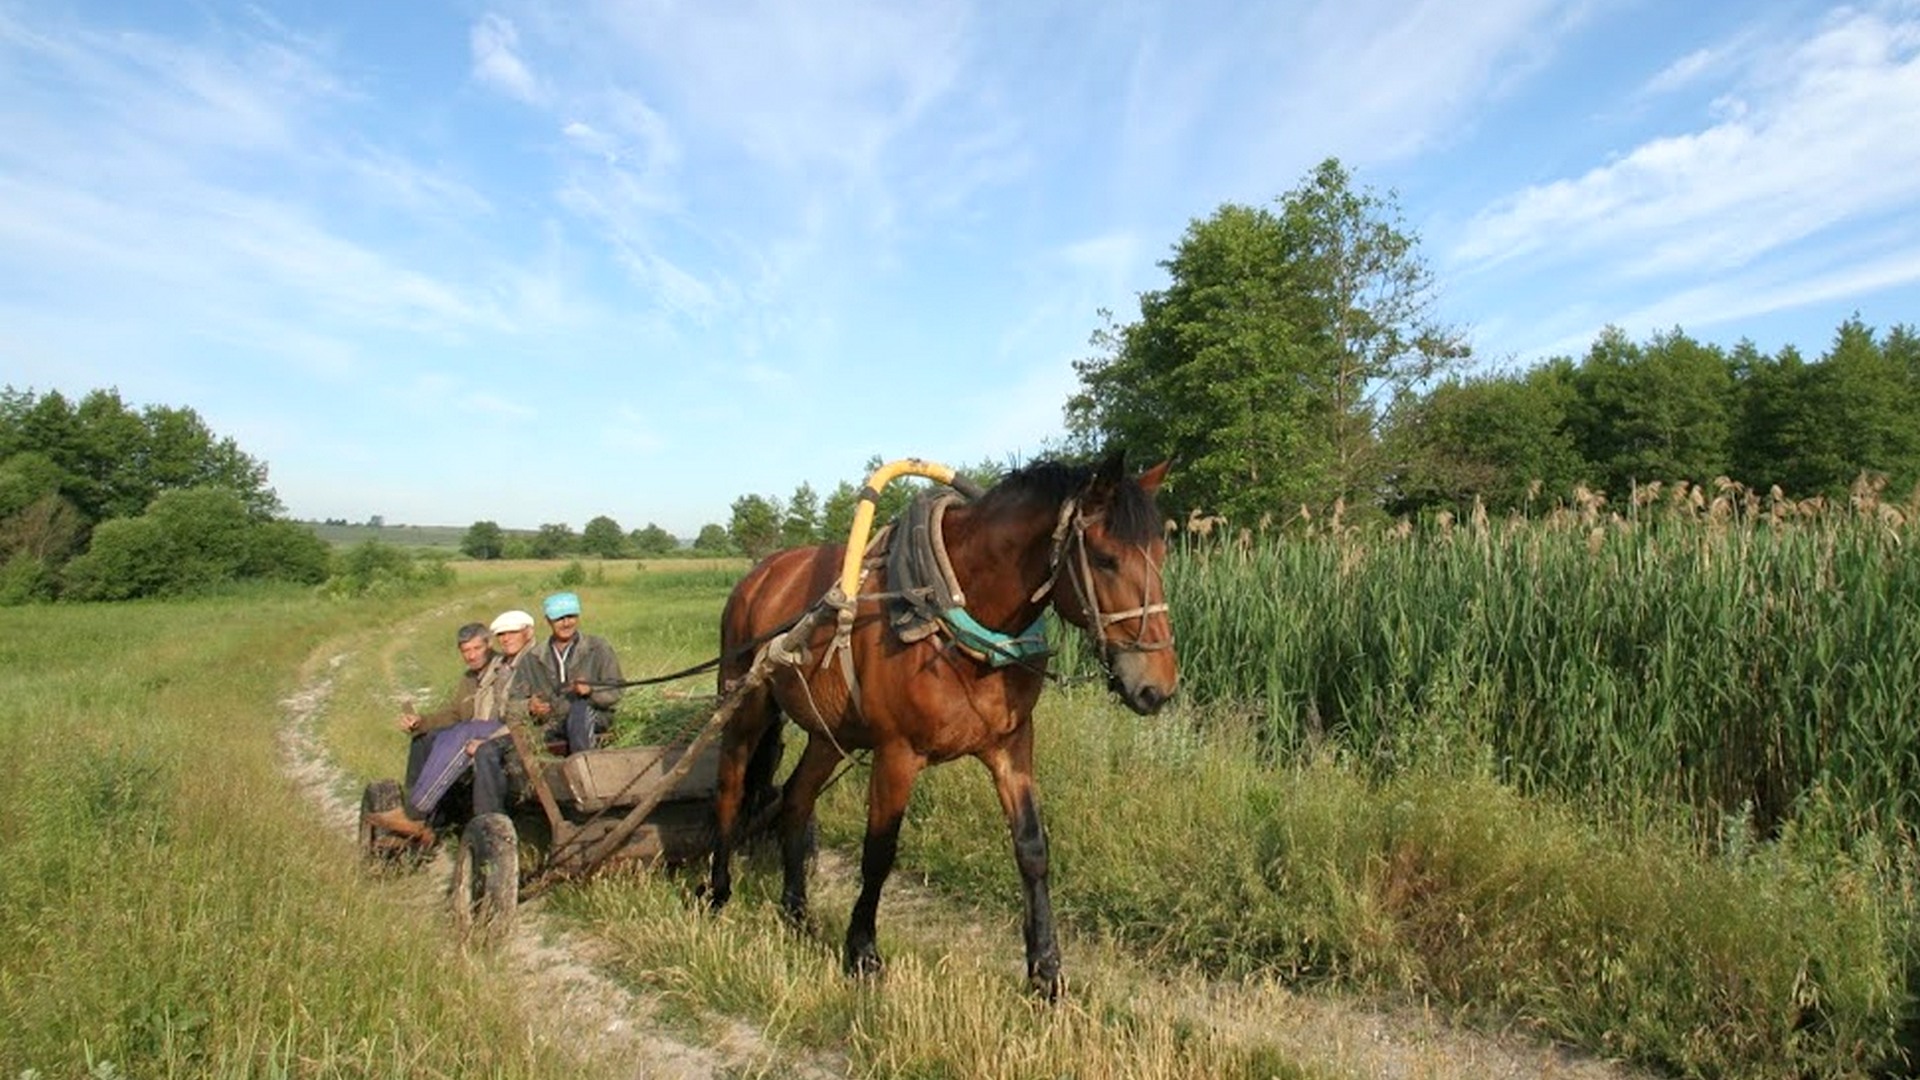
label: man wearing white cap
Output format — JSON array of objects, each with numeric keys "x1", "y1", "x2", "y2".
[{"x1": 366, "y1": 609, "x2": 535, "y2": 844}]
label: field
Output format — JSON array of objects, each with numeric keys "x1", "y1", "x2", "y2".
[
  {"x1": 299, "y1": 520, "x2": 475, "y2": 550},
  {"x1": 4, "y1": 507, "x2": 1918, "y2": 1078}
]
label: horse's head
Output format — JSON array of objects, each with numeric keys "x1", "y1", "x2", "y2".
[{"x1": 1050, "y1": 454, "x2": 1179, "y2": 716}]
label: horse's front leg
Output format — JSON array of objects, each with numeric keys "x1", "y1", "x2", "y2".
[
  {"x1": 982, "y1": 730, "x2": 1061, "y2": 1000},
  {"x1": 845, "y1": 743, "x2": 924, "y2": 977}
]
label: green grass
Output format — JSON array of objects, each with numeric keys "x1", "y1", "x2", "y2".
[
  {"x1": 9, "y1": 552, "x2": 1920, "y2": 1079},
  {"x1": 0, "y1": 585, "x2": 606, "y2": 1078},
  {"x1": 818, "y1": 701, "x2": 1913, "y2": 1078}
]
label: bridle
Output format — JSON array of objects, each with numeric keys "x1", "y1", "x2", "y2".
[{"x1": 1029, "y1": 499, "x2": 1173, "y2": 674}]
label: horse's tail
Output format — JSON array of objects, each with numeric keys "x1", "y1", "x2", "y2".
[{"x1": 742, "y1": 715, "x2": 785, "y2": 825}]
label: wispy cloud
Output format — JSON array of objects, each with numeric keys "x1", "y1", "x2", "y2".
[
  {"x1": 1455, "y1": 5, "x2": 1920, "y2": 280},
  {"x1": 471, "y1": 13, "x2": 542, "y2": 104}
]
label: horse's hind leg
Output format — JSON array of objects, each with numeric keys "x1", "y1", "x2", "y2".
[
  {"x1": 844, "y1": 743, "x2": 925, "y2": 977},
  {"x1": 774, "y1": 735, "x2": 843, "y2": 925},
  {"x1": 708, "y1": 682, "x2": 780, "y2": 910}
]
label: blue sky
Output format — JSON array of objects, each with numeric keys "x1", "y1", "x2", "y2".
[{"x1": 3, "y1": 1, "x2": 1917, "y2": 536}]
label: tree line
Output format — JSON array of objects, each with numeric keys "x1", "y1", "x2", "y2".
[
  {"x1": 1066, "y1": 159, "x2": 1919, "y2": 526},
  {"x1": 0, "y1": 387, "x2": 329, "y2": 603}
]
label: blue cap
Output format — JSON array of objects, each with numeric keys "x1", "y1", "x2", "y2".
[{"x1": 543, "y1": 592, "x2": 581, "y2": 620}]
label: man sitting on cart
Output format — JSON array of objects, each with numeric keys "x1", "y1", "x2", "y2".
[
  {"x1": 518, "y1": 591, "x2": 625, "y2": 754},
  {"x1": 366, "y1": 609, "x2": 537, "y2": 845},
  {"x1": 469, "y1": 592, "x2": 625, "y2": 816}
]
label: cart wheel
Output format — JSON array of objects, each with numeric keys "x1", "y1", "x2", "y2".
[
  {"x1": 452, "y1": 812, "x2": 518, "y2": 939},
  {"x1": 359, "y1": 779, "x2": 404, "y2": 862}
]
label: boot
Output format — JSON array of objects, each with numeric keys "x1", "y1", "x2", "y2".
[{"x1": 365, "y1": 806, "x2": 437, "y2": 847}]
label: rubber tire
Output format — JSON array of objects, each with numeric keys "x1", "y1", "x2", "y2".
[
  {"x1": 359, "y1": 779, "x2": 403, "y2": 861},
  {"x1": 451, "y1": 812, "x2": 519, "y2": 939}
]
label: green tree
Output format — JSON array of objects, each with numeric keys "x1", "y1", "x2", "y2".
[
  {"x1": 243, "y1": 519, "x2": 331, "y2": 584},
  {"x1": 581, "y1": 515, "x2": 628, "y2": 558},
  {"x1": 1729, "y1": 340, "x2": 1809, "y2": 493},
  {"x1": 692, "y1": 523, "x2": 732, "y2": 555},
  {"x1": 143, "y1": 487, "x2": 252, "y2": 592},
  {"x1": 1386, "y1": 363, "x2": 1583, "y2": 514},
  {"x1": 461, "y1": 520, "x2": 506, "y2": 560},
  {"x1": 1778, "y1": 317, "x2": 1920, "y2": 495},
  {"x1": 1569, "y1": 327, "x2": 1734, "y2": 496},
  {"x1": 728, "y1": 494, "x2": 782, "y2": 561},
  {"x1": 0, "y1": 387, "x2": 278, "y2": 523},
  {"x1": 782, "y1": 483, "x2": 821, "y2": 547},
  {"x1": 61, "y1": 517, "x2": 170, "y2": 601},
  {"x1": 1067, "y1": 158, "x2": 1464, "y2": 521},
  {"x1": 821, "y1": 481, "x2": 860, "y2": 544},
  {"x1": 529, "y1": 522, "x2": 578, "y2": 559},
  {"x1": 0, "y1": 452, "x2": 84, "y2": 567},
  {"x1": 630, "y1": 523, "x2": 678, "y2": 556}
]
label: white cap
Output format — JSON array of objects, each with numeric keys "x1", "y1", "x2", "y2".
[{"x1": 489, "y1": 609, "x2": 536, "y2": 634}]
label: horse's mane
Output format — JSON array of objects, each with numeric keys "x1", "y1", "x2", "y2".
[{"x1": 974, "y1": 460, "x2": 1160, "y2": 545}]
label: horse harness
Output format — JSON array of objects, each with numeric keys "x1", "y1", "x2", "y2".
[{"x1": 791, "y1": 491, "x2": 1172, "y2": 723}]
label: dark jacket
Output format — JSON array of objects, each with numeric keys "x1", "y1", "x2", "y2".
[{"x1": 511, "y1": 632, "x2": 624, "y2": 727}]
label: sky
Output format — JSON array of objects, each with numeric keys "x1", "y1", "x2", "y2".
[{"x1": 3, "y1": 1, "x2": 1918, "y2": 537}]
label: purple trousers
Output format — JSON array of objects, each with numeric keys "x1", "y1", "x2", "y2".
[{"x1": 407, "y1": 719, "x2": 505, "y2": 815}]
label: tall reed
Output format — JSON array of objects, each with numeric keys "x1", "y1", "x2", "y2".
[{"x1": 1068, "y1": 480, "x2": 1920, "y2": 841}]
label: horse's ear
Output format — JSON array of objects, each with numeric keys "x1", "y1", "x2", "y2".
[
  {"x1": 1085, "y1": 450, "x2": 1127, "y2": 505},
  {"x1": 1136, "y1": 459, "x2": 1170, "y2": 495}
]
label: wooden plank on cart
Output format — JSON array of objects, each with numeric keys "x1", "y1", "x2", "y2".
[{"x1": 542, "y1": 741, "x2": 721, "y2": 811}]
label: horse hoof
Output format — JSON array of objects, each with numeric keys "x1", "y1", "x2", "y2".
[
  {"x1": 844, "y1": 945, "x2": 885, "y2": 979},
  {"x1": 779, "y1": 896, "x2": 809, "y2": 928},
  {"x1": 1028, "y1": 958, "x2": 1062, "y2": 1002}
]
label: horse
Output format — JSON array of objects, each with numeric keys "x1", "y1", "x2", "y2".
[{"x1": 706, "y1": 454, "x2": 1178, "y2": 998}]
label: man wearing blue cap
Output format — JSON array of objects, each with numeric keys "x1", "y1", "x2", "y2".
[{"x1": 518, "y1": 591, "x2": 625, "y2": 754}]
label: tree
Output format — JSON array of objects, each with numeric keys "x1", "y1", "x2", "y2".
[
  {"x1": 1776, "y1": 317, "x2": 1920, "y2": 495},
  {"x1": 0, "y1": 387, "x2": 279, "y2": 523},
  {"x1": 1386, "y1": 363, "x2": 1583, "y2": 514},
  {"x1": 1569, "y1": 327, "x2": 1734, "y2": 496},
  {"x1": 692, "y1": 523, "x2": 732, "y2": 555},
  {"x1": 461, "y1": 520, "x2": 506, "y2": 560},
  {"x1": 581, "y1": 515, "x2": 628, "y2": 558},
  {"x1": 821, "y1": 481, "x2": 860, "y2": 545},
  {"x1": 529, "y1": 523, "x2": 578, "y2": 559},
  {"x1": 728, "y1": 494, "x2": 782, "y2": 561},
  {"x1": 782, "y1": 483, "x2": 821, "y2": 547},
  {"x1": 630, "y1": 523, "x2": 678, "y2": 556},
  {"x1": 1067, "y1": 158, "x2": 1464, "y2": 521},
  {"x1": 243, "y1": 519, "x2": 331, "y2": 584},
  {"x1": 58, "y1": 485, "x2": 299, "y2": 601}
]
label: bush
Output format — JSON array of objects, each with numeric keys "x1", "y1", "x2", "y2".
[
  {"x1": 243, "y1": 520, "x2": 331, "y2": 585},
  {"x1": 0, "y1": 552, "x2": 55, "y2": 605},
  {"x1": 322, "y1": 542, "x2": 454, "y2": 599},
  {"x1": 62, "y1": 517, "x2": 173, "y2": 600}
]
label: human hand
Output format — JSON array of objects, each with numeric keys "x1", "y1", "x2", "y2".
[
  {"x1": 398, "y1": 712, "x2": 422, "y2": 733},
  {"x1": 571, "y1": 679, "x2": 592, "y2": 699},
  {"x1": 529, "y1": 695, "x2": 551, "y2": 718},
  {"x1": 463, "y1": 737, "x2": 484, "y2": 757}
]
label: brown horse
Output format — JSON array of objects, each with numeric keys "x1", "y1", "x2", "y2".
[{"x1": 707, "y1": 454, "x2": 1178, "y2": 998}]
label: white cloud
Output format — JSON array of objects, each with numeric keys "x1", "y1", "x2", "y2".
[
  {"x1": 471, "y1": 13, "x2": 542, "y2": 103},
  {"x1": 1455, "y1": 5, "x2": 1920, "y2": 277}
]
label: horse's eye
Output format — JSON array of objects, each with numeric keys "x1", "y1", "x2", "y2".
[{"x1": 1090, "y1": 551, "x2": 1120, "y2": 572}]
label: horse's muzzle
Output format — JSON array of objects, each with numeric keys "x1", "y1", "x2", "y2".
[{"x1": 1108, "y1": 669, "x2": 1175, "y2": 716}]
